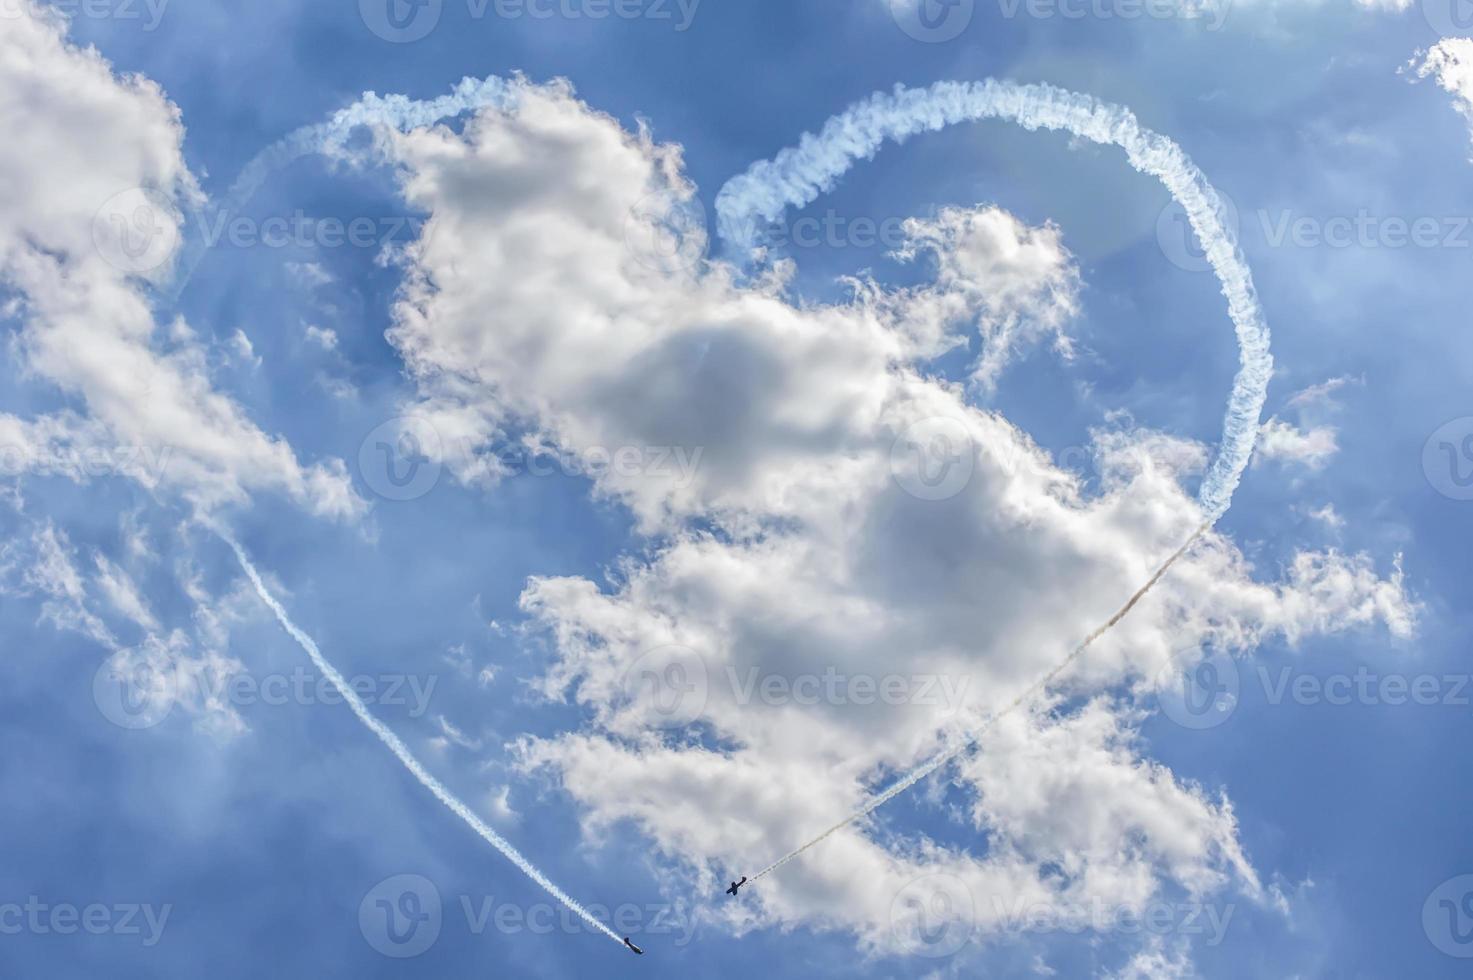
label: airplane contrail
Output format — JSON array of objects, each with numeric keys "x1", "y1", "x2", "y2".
[
  {"x1": 717, "y1": 80, "x2": 1272, "y2": 882},
  {"x1": 215, "y1": 528, "x2": 625, "y2": 947},
  {"x1": 748, "y1": 523, "x2": 1208, "y2": 884}
]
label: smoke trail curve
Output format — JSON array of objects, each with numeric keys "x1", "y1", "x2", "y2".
[
  {"x1": 167, "y1": 75, "x2": 518, "y2": 301},
  {"x1": 216, "y1": 529, "x2": 625, "y2": 947},
  {"x1": 715, "y1": 79, "x2": 1271, "y2": 520}
]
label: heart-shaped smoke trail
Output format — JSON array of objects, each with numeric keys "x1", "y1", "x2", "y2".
[{"x1": 713, "y1": 80, "x2": 1272, "y2": 882}]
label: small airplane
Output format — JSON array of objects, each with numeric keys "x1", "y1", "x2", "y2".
[
  {"x1": 725, "y1": 876, "x2": 748, "y2": 897},
  {"x1": 623, "y1": 937, "x2": 644, "y2": 955}
]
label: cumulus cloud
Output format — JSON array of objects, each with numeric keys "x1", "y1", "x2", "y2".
[
  {"x1": 1256, "y1": 376, "x2": 1358, "y2": 471},
  {"x1": 886, "y1": 206, "x2": 1081, "y2": 389},
  {"x1": 1256, "y1": 418, "x2": 1339, "y2": 469},
  {"x1": 1413, "y1": 39, "x2": 1473, "y2": 149},
  {"x1": 367, "y1": 76, "x2": 1416, "y2": 960},
  {"x1": 0, "y1": 2, "x2": 362, "y2": 519}
]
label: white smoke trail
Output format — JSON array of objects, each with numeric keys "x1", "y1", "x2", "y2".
[
  {"x1": 715, "y1": 79, "x2": 1271, "y2": 520},
  {"x1": 216, "y1": 529, "x2": 625, "y2": 947},
  {"x1": 168, "y1": 75, "x2": 517, "y2": 300},
  {"x1": 748, "y1": 524, "x2": 1208, "y2": 882}
]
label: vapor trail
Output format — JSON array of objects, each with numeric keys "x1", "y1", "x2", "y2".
[
  {"x1": 748, "y1": 524, "x2": 1209, "y2": 883},
  {"x1": 169, "y1": 75, "x2": 517, "y2": 300},
  {"x1": 216, "y1": 529, "x2": 624, "y2": 947},
  {"x1": 715, "y1": 79, "x2": 1272, "y2": 519},
  {"x1": 720, "y1": 81, "x2": 1270, "y2": 881}
]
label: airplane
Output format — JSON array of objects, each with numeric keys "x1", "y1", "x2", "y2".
[
  {"x1": 725, "y1": 876, "x2": 748, "y2": 897},
  {"x1": 623, "y1": 938, "x2": 644, "y2": 956}
]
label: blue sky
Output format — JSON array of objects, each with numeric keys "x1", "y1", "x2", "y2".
[{"x1": 2, "y1": 0, "x2": 1472, "y2": 976}]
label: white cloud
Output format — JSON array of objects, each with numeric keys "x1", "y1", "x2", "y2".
[
  {"x1": 93, "y1": 552, "x2": 162, "y2": 634},
  {"x1": 0, "y1": 3, "x2": 362, "y2": 519},
  {"x1": 371, "y1": 77, "x2": 1416, "y2": 959},
  {"x1": 888, "y1": 206, "x2": 1081, "y2": 389},
  {"x1": 1256, "y1": 376, "x2": 1358, "y2": 471},
  {"x1": 1414, "y1": 39, "x2": 1473, "y2": 149},
  {"x1": 304, "y1": 324, "x2": 339, "y2": 350},
  {"x1": 1256, "y1": 418, "x2": 1339, "y2": 470},
  {"x1": 1304, "y1": 503, "x2": 1345, "y2": 530}
]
